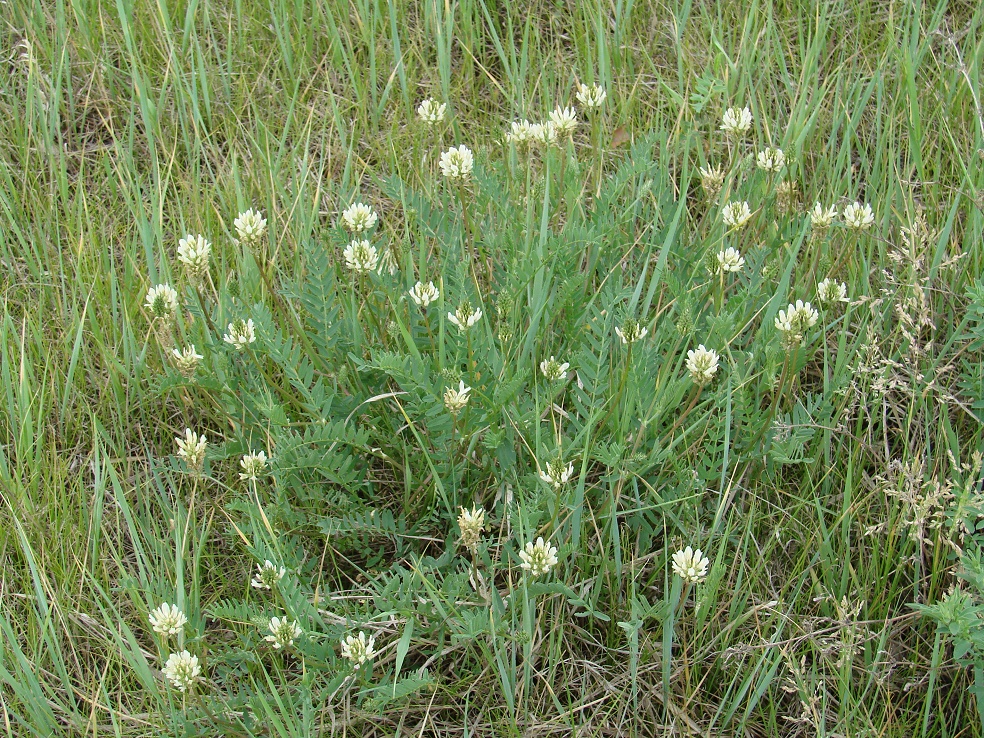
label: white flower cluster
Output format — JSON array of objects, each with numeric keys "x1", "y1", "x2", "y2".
[
  {"x1": 548, "y1": 106, "x2": 578, "y2": 137},
  {"x1": 177, "y1": 234, "x2": 211, "y2": 282},
  {"x1": 575, "y1": 83, "x2": 607, "y2": 108},
  {"x1": 809, "y1": 203, "x2": 837, "y2": 230},
  {"x1": 235, "y1": 209, "x2": 268, "y2": 245},
  {"x1": 457, "y1": 505, "x2": 486, "y2": 553},
  {"x1": 439, "y1": 145, "x2": 474, "y2": 180},
  {"x1": 448, "y1": 303, "x2": 482, "y2": 332},
  {"x1": 265, "y1": 616, "x2": 302, "y2": 650},
  {"x1": 672, "y1": 546, "x2": 710, "y2": 584},
  {"x1": 699, "y1": 164, "x2": 725, "y2": 199},
  {"x1": 416, "y1": 98, "x2": 447, "y2": 125},
  {"x1": 685, "y1": 345, "x2": 719, "y2": 385},
  {"x1": 145, "y1": 284, "x2": 178, "y2": 320},
  {"x1": 817, "y1": 278, "x2": 849, "y2": 308},
  {"x1": 539, "y1": 356, "x2": 570, "y2": 382},
  {"x1": 519, "y1": 537, "x2": 559, "y2": 577},
  {"x1": 239, "y1": 450, "x2": 268, "y2": 481},
  {"x1": 409, "y1": 280, "x2": 440, "y2": 308},
  {"x1": 149, "y1": 603, "x2": 187, "y2": 637},
  {"x1": 505, "y1": 119, "x2": 534, "y2": 145},
  {"x1": 716, "y1": 247, "x2": 745, "y2": 274},
  {"x1": 175, "y1": 428, "x2": 207, "y2": 473},
  {"x1": 539, "y1": 459, "x2": 574, "y2": 489},
  {"x1": 720, "y1": 106, "x2": 753, "y2": 138},
  {"x1": 171, "y1": 345, "x2": 203, "y2": 378},
  {"x1": 163, "y1": 650, "x2": 201, "y2": 692},
  {"x1": 722, "y1": 200, "x2": 753, "y2": 229},
  {"x1": 341, "y1": 203, "x2": 378, "y2": 234},
  {"x1": 340, "y1": 631, "x2": 377, "y2": 666},
  {"x1": 842, "y1": 201, "x2": 874, "y2": 230},
  {"x1": 343, "y1": 240, "x2": 379, "y2": 274},
  {"x1": 756, "y1": 147, "x2": 785, "y2": 172},
  {"x1": 775, "y1": 300, "x2": 819, "y2": 348},
  {"x1": 223, "y1": 318, "x2": 256, "y2": 350},
  {"x1": 251, "y1": 560, "x2": 287, "y2": 590},
  {"x1": 443, "y1": 381, "x2": 471, "y2": 415}
]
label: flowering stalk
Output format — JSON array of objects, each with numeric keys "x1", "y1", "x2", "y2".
[
  {"x1": 591, "y1": 110, "x2": 603, "y2": 196},
  {"x1": 718, "y1": 262, "x2": 725, "y2": 314},
  {"x1": 747, "y1": 349, "x2": 794, "y2": 456},
  {"x1": 662, "y1": 385, "x2": 702, "y2": 446},
  {"x1": 610, "y1": 341, "x2": 634, "y2": 431},
  {"x1": 457, "y1": 180, "x2": 472, "y2": 253},
  {"x1": 456, "y1": 181, "x2": 486, "y2": 290},
  {"x1": 555, "y1": 142, "x2": 569, "y2": 218}
]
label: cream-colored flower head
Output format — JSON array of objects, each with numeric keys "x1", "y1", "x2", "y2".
[
  {"x1": 443, "y1": 380, "x2": 471, "y2": 415},
  {"x1": 809, "y1": 203, "x2": 837, "y2": 230},
  {"x1": 539, "y1": 459, "x2": 574, "y2": 489},
  {"x1": 575, "y1": 83, "x2": 607, "y2": 108},
  {"x1": 409, "y1": 280, "x2": 440, "y2": 308},
  {"x1": 340, "y1": 203, "x2": 378, "y2": 234},
  {"x1": 615, "y1": 318, "x2": 648, "y2": 345},
  {"x1": 416, "y1": 98, "x2": 446, "y2": 125},
  {"x1": 817, "y1": 278, "x2": 849, "y2": 308},
  {"x1": 145, "y1": 284, "x2": 179, "y2": 320},
  {"x1": 549, "y1": 106, "x2": 578, "y2": 137},
  {"x1": 685, "y1": 345, "x2": 719, "y2": 385},
  {"x1": 223, "y1": 318, "x2": 256, "y2": 350},
  {"x1": 176, "y1": 428, "x2": 207, "y2": 473},
  {"x1": 720, "y1": 106, "x2": 753, "y2": 138},
  {"x1": 505, "y1": 119, "x2": 534, "y2": 145},
  {"x1": 264, "y1": 616, "x2": 302, "y2": 650},
  {"x1": 177, "y1": 234, "x2": 211, "y2": 281},
  {"x1": 699, "y1": 164, "x2": 725, "y2": 199},
  {"x1": 672, "y1": 546, "x2": 710, "y2": 584},
  {"x1": 340, "y1": 631, "x2": 377, "y2": 666},
  {"x1": 756, "y1": 147, "x2": 786, "y2": 172},
  {"x1": 842, "y1": 201, "x2": 874, "y2": 230},
  {"x1": 775, "y1": 300, "x2": 819, "y2": 347},
  {"x1": 149, "y1": 603, "x2": 187, "y2": 637},
  {"x1": 530, "y1": 121, "x2": 558, "y2": 147},
  {"x1": 239, "y1": 450, "x2": 268, "y2": 481},
  {"x1": 457, "y1": 505, "x2": 486, "y2": 553},
  {"x1": 235, "y1": 209, "x2": 268, "y2": 245},
  {"x1": 722, "y1": 201, "x2": 753, "y2": 229},
  {"x1": 251, "y1": 560, "x2": 286, "y2": 590},
  {"x1": 163, "y1": 650, "x2": 201, "y2": 692},
  {"x1": 171, "y1": 345, "x2": 203, "y2": 378},
  {"x1": 343, "y1": 239, "x2": 379, "y2": 274},
  {"x1": 519, "y1": 537, "x2": 559, "y2": 577},
  {"x1": 439, "y1": 145, "x2": 474, "y2": 180},
  {"x1": 448, "y1": 303, "x2": 482, "y2": 332},
  {"x1": 539, "y1": 356, "x2": 570, "y2": 382},
  {"x1": 716, "y1": 247, "x2": 745, "y2": 274}
]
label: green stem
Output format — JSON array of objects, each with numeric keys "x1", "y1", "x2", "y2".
[
  {"x1": 598, "y1": 341, "x2": 633, "y2": 432},
  {"x1": 592, "y1": 113, "x2": 603, "y2": 197},
  {"x1": 717, "y1": 269, "x2": 725, "y2": 314},
  {"x1": 458, "y1": 181, "x2": 484, "y2": 292},
  {"x1": 556, "y1": 143, "x2": 568, "y2": 217},
  {"x1": 662, "y1": 385, "x2": 702, "y2": 447},
  {"x1": 749, "y1": 351, "x2": 791, "y2": 455}
]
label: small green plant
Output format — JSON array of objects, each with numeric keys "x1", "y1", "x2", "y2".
[{"x1": 2, "y1": 1, "x2": 983, "y2": 735}]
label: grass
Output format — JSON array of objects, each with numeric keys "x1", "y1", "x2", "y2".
[{"x1": 1, "y1": 0, "x2": 983, "y2": 735}]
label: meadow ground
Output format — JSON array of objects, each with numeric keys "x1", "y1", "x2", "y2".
[{"x1": 2, "y1": 0, "x2": 984, "y2": 735}]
